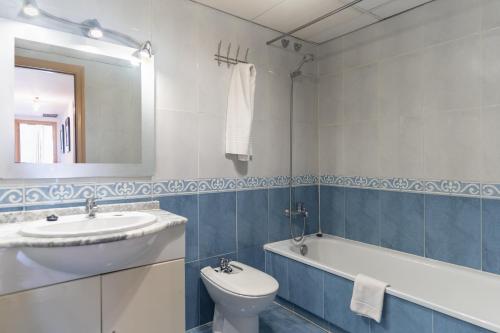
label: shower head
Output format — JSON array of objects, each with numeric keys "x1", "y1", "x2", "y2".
[{"x1": 291, "y1": 53, "x2": 315, "y2": 78}]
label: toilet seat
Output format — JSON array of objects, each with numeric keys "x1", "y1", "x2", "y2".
[{"x1": 201, "y1": 261, "x2": 278, "y2": 297}]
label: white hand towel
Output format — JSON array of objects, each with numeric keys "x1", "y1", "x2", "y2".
[
  {"x1": 225, "y1": 63, "x2": 257, "y2": 161},
  {"x1": 350, "y1": 274, "x2": 389, "y2": 323}
]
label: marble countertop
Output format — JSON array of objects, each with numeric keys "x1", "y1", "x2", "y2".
[{"x1": 0, "y1": 201, "x2": 187, "y2": 248}]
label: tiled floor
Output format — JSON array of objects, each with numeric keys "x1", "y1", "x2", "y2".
[{"x1": 187, "y1": 303, "x2": 327, "y2": 333}]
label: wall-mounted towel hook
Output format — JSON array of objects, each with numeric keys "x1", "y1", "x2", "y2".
[
  {"x1": 217, "y1": 40, "x2": 222, "y2": 66},
  {"x1": 235, "y1": 45, "x2": 240, "y2": 63},
  {"x1": 226, "y1": 43, "x2": 231, "y2": 68},
  {"x1": 244, "y1": 48, "x2": 249, "y2": 62}
]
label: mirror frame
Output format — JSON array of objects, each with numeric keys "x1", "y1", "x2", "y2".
[{"x1": 0, "y1": 19, "x2": 155, "y2": 179}]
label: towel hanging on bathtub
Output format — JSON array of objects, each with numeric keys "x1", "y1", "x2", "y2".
[
  {"x1": 350, "y1": 274, "x2": 389, "y2": 323},
  {"x1": 225, "y1": 63, "x2": 256, "y2": 162}
]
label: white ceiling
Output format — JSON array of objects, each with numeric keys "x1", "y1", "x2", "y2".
[
  {"x1": 14, "y1": 67, "x2": 74, "y2": 118},
  {"x1": 193, "y1": 0, "x2": 432, "y2": 44}
]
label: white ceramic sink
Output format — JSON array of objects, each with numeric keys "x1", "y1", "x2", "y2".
[
  {"x1": 17, "y1": 211, "x2": 163, "y2": 275},
  {"x1": 19, "y1": 212, "x2": 157, "y2": 238}
]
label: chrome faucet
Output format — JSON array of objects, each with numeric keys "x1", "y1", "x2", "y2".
[
  {"x1": 218, "y1": 258, "x2": 233, "y2": 273},
  {"x1": 284, "y1": 202, "x2": 309, "y2": 218},
  {"x1": 85, "y1": 197, "x2": 100, "y2": 218}
]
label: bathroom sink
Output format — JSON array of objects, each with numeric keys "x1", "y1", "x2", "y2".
[
  {"x1": 17, "y1": 211, "x2": 165, "y2": 275},
  {"x1": 19, "y1": 212, "x2": 157, "y2": 238}
]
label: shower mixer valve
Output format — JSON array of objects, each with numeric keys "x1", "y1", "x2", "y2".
[{"x1": 284, "y1": 202, "x2": 309, "y2": 218}]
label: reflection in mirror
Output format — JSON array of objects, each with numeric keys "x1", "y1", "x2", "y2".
[{"x1": 14, "y1": 39, "x2": 142, "y2": 164}]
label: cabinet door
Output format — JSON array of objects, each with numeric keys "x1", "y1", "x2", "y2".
[
  {"x1": 102, "y1": 259, "x2": 185, "y2": 333},
  {"x1": 0, "y1": 276, "x2": 101, "y2": 333}
]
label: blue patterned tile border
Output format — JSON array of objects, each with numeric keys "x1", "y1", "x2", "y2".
[
  {"x1": 24, "y1": 184, "x2": 95, "y2": 206},
  {"x1": 482, "y1": 183, "x2": 500, "y2": 199},
  {"x1": 269, "y1": 176, "x2": 291, "y2": 188},
  {"x1": 153, "y1": 179, "x2": 198, "y2": 196},
  {"x1": 198, "y1": 178, "x2": 237, "y2": 193},
  {"x1": 425, "y1": 180, "x2": 480, "y2": 197},
  {"x1": 321, "y1": 175, "x2": 484, "y2": 198},
  {"x1": 0, "y1": 187, "x2": 24, "y2": 207},
  {"x1": 237, "y1": 177, "x2": 269, "y2": 190},
  {"x1": 292, "y1": 175, "x2": 319, "y2": 186},
  {"x1": 380, "y1": 178, "x2": 425, "y2": 192},
  {"x1": 96, "y1": 182, "x2": 152, "y2": 200}
]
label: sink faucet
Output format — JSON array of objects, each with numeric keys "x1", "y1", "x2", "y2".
[{"x1": 85, "y1": 197, "x2": 100, "y2": 218}]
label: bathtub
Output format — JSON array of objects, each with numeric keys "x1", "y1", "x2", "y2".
[{"x1": 264, "y1": 235, "x2": 500, "y2": 332}]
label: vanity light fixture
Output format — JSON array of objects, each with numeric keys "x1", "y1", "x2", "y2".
[
  {"x1": 21, "y1": 0, "x2": 39, "y2": 17},
  {"x1": 139, "y1": 41, "x2": 153, "y2": 59},
  {"x1": 82, "y1": 19, "x2": 104, "y2": 39},
  {"x1": 130, "y1": 41, "x2": 153, "y2": 65},
  {"x1": 18, "y1": 3, "x2": 154, "y2": 62}
]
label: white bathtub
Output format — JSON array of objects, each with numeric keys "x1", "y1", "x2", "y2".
[{"x1": 264, "y1": 235, "x2": 500, "y2": 332}]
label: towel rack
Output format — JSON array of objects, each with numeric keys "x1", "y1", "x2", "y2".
[{"x1": 214, "y1": 40, "x2": 249, "y2": 67}]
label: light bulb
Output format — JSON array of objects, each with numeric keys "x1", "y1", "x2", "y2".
[
  {"x1": 22, "y1": 3, "x2": 39, "y2": 17},
  {"x1": 88, "y1": 27, "x2": 103, "y2": 39}
]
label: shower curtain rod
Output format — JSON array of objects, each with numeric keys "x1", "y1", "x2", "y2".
[{"x1": 265, "y1": 0, "x2": 363, "y2": 45}]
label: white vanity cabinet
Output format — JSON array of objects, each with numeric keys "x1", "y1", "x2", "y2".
[
  {"x1": 101, "y1": 259, "x2": 185, "y2": 333},
  {"x1": 0, "y1": 276, "x2": 101, "y2": 333},
  {"x1": 0, "y1": 260, "x2": 185, "y2": 333}
]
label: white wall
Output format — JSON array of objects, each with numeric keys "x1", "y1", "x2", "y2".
[
  {"x1": 0, "y1": 0, "x2": 318, "y2": 183},
  {"x1": 317, "y1": 0, "x2": 500, "y2": 183}
]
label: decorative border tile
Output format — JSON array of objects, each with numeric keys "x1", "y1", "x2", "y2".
[
  {"x1": 237, "y1": 177, "x2": 269, "y2": 190},
  {"x1": 24, "y1": 184, "x2": 95, "y2": 205},
  {"x1": 380, "y1": 178, "x2": 425, "y2": 192},
  {"x1": 481, "y1": 183, "x2": 500, "y2": 199},
  {"x1": 343, "y1": 176, "x2": 380, "y2": 189},
  {"x1": 198, "y1": 178, "x2": 237, "y2": 193},
  {"x1": 153, "y1": 179, "x2": 198, "y2": 196},
  {"x1": 96, "y1": 182, "x2": 152, "y2": 201},
  {"x1": 425, "y1": 180, "x2": 480, "y2": 197},
  {"x1": 269, "y1": 176, "x2": 291, "y2": 188},
  {"x1": 292, "y1": 175, "x2": 319, "y2": 186},
  {"x1": 0, "y1": 187, "x2": 24, "y2": 207},
  {"x1": 4, "y1": 174, "x2": 500, "y2": 209},
  {"x1": 320, "y1": 175, "x2": 482, "y2": 198}
]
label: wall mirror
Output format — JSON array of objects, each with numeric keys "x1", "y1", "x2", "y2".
[{"x1": 0, "y1": 19, "x2": 155, "y2": 178}]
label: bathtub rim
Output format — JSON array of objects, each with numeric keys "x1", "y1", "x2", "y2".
[{"x1": 264, "y1": 234, "x2": 500, "y2": 332}]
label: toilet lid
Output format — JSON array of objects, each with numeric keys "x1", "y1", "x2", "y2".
[{"x1": 201, "y1": 261, "x2": 279, "y2": 297}]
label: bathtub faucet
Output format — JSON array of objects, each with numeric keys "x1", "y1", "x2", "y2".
[{"x1": 284, "y1": 202, "x2": 309, "y2": 218}]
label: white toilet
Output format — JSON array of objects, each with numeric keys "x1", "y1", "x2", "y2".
[{"x1": 200, "y1": 260, "x2": 279, "y2": 333}]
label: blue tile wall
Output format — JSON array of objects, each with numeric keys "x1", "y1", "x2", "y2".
[
  {"x1": 198, "y1": 191, "x2": 237, "y2": 259},
  {"x1": 268, "y1": 187, "x2": 291, "y2": 242},
  {"x1": 185, "y1": 260, "x2": 201, "y2": 329},
  {"x1": 293, "y1": 185, "x2": 319, "y2": 235},
  {"x1": 320, "y1": 186, "x2": 345, "y2": 236},
  {"x1": 236, "y1": 189, "x2": 268, "y2": 250},
  {"x1": 380, "y1": 191, "x2": 424, "y2": 256},
  {"x1": 265, "y1": 251, "x2": 493, "y2": 333},
  {"x1": 345, "y1": 188, "x2": 380, "y2": 245},
  {"x1": 481, "y1": 199, "x2": 500, "y2": 275},
  {"x1": 425, "y1": 195, "x2": 481, "y2": 269},
  {"x1": 158, "y1": 194, "x2": 198, "y2": 262},
  {"x1": 320, "y1": 173, "x2": 500, "y2": 276}
]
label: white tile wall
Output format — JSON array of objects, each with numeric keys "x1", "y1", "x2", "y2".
[
  {"x1": 318, "y1": 0, "x2": 500, "y2": 183},
  {"x1": 0, "y1": 0, "x2": 319, "y2": 184}
]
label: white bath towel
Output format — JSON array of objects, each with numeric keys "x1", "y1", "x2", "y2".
[
  {"x1": 350, "y1": 274, "x2": 388, "y2": 323},
  {"x1": 225, "y1": 63, "x2": 257, "y2": 161}
]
